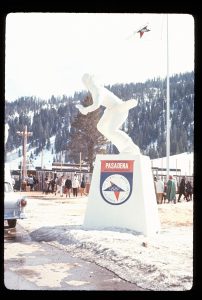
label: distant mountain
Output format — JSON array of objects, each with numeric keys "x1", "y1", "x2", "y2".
[{"x1": 5, "y1": 71, "x2": 194, "y2": 167}]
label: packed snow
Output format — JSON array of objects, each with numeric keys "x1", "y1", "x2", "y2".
[
  {"x1": 5, "y1": 133, "x2": 194, "y2": 291},
  {"x1": 18, "y1": 194, "x2": 193, "y2": 291}
]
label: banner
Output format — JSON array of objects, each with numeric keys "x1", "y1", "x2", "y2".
[{"x1": 100, "y1": 160, "x2": 134, "y2": 205}]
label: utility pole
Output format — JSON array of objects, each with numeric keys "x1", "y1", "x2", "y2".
[
  {"x1": 166, "y1": 14, "x2": 170, "y2": 181},
  {"x1": 79, "y1": 152, "x2": 82, "y2": 172},
  {"x1": 60, "y1": 151, "x2": 63, "y2": 171},
  {"x1": 41, "y1": 149, "x2": 44, "y2": 169},
  {"x1": 17, "y1": 125, "x2": 33, "y2": 180}
]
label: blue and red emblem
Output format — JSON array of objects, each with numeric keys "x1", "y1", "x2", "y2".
[{"x1": 100, "y1": 160, "x2": 134, "y2": 205}]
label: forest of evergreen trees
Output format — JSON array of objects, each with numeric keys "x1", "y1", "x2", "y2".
[{"x1": 5, "y1": 71, "x2": 194, "y2": 167}]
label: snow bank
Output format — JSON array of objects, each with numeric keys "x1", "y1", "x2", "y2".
[{"x1": 19, "y1": 196, "x2": 193, "y2": 291}]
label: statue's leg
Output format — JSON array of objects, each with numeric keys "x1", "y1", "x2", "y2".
[{"x1": 97, "y1": 109, "x2": 140, "y2": 154}]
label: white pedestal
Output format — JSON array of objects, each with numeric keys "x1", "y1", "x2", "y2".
[{"x1": 83, "y1": 154, "x2": 161, "y2": 236}]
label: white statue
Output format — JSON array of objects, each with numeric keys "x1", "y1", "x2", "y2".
[
  {"x1": 5, "y1": 123, "x2": 9, "y2": 145},
  {"x1": 76, "y1": 74, "x2": 140, "y2": 154}
]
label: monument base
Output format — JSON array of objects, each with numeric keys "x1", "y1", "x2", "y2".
[{"x1": 83, "y1": 154, "x2": 161, "y2": 236}]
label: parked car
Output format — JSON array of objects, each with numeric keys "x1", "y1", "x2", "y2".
[{"x1": 4, "y1": 181, "x2": 27, "y2": 228}]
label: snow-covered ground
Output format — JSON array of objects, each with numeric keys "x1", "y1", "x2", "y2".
[
  {"x1": 6, "y1": 136, "x2": 56, "y2": 170},
  {"x1": 18, "y1": 194, "x2": 193, "y2": 291}
]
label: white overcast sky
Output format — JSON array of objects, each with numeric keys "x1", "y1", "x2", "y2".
[{"x1": 5, "y1": 13, "x2": 194, "y2": 101}]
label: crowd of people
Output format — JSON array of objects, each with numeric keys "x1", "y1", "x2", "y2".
[
  {"x1": 42, "y1": 173, "x2": 87, "y2": 198},
  {"x1": 22, "y1": 172, "x2": 193, "y2": 204},
  {"x1": 154, "y1": 176, "x2": 193, "y2": 204},
  {"x1": 21, "y1": 174, "x2": 39, "y2": 191}
]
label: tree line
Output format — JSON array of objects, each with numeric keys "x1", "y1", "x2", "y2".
[{"x1": 5, "y1": 71, "x2": 194, "y2": 171}]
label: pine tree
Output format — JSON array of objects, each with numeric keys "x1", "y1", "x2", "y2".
[
  {"x1": 68, "y1": 95, "x2": 108, "y2": 172},
  {"x1": 5, "y1": 71, "x2": 194, "y2": 161}
]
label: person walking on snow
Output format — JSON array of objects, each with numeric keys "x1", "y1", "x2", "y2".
[
  {"x1": 56, "y1": 175, "x2": 65, "y2": 197},
  {"x1": 166, "y1": 175, "x2": 176, "y2": 204},
  {"x1": 72, "y1": 174, "x2": 80, "y2": 197},
  {"x1": 177, "y1": 177, "x2": 188, "y2": 202},
  {"x1": 80, "y1": 175, "x2": 86, "y2": 196},
  {"x1": 65, "y1": 176, "x2": 72, "y2": 198},
  {"x1": 154, "y1": 177, "x2": 164, "y2": 204}
]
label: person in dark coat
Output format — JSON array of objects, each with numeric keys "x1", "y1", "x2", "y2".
[
  {"x1": 49, "y1": 177, "x2": 56, "y2": 194},
  {"x1": 185, "y1": 181, "x2": 193, "y2": 201},
  {"x1": 80, "y1": 175, "x2": 86, "y2": 196},
  {"x1": 65, "y1": 176, "x2": 72, "y2": 198},
  {"x1": 43, "y1": 176, "x2": 49, "y2": 194},
  {"x1": 177, "y1": 177, "x2": 188, "y2": 202}
]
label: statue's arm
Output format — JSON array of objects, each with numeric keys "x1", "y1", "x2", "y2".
[{"x1": 76, "y1": 94, "x2": 100, "y2": 115}]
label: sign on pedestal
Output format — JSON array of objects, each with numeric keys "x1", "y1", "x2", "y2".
[{"x1": 83, "y1": 154, "x2": 161, "y2": 236}]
